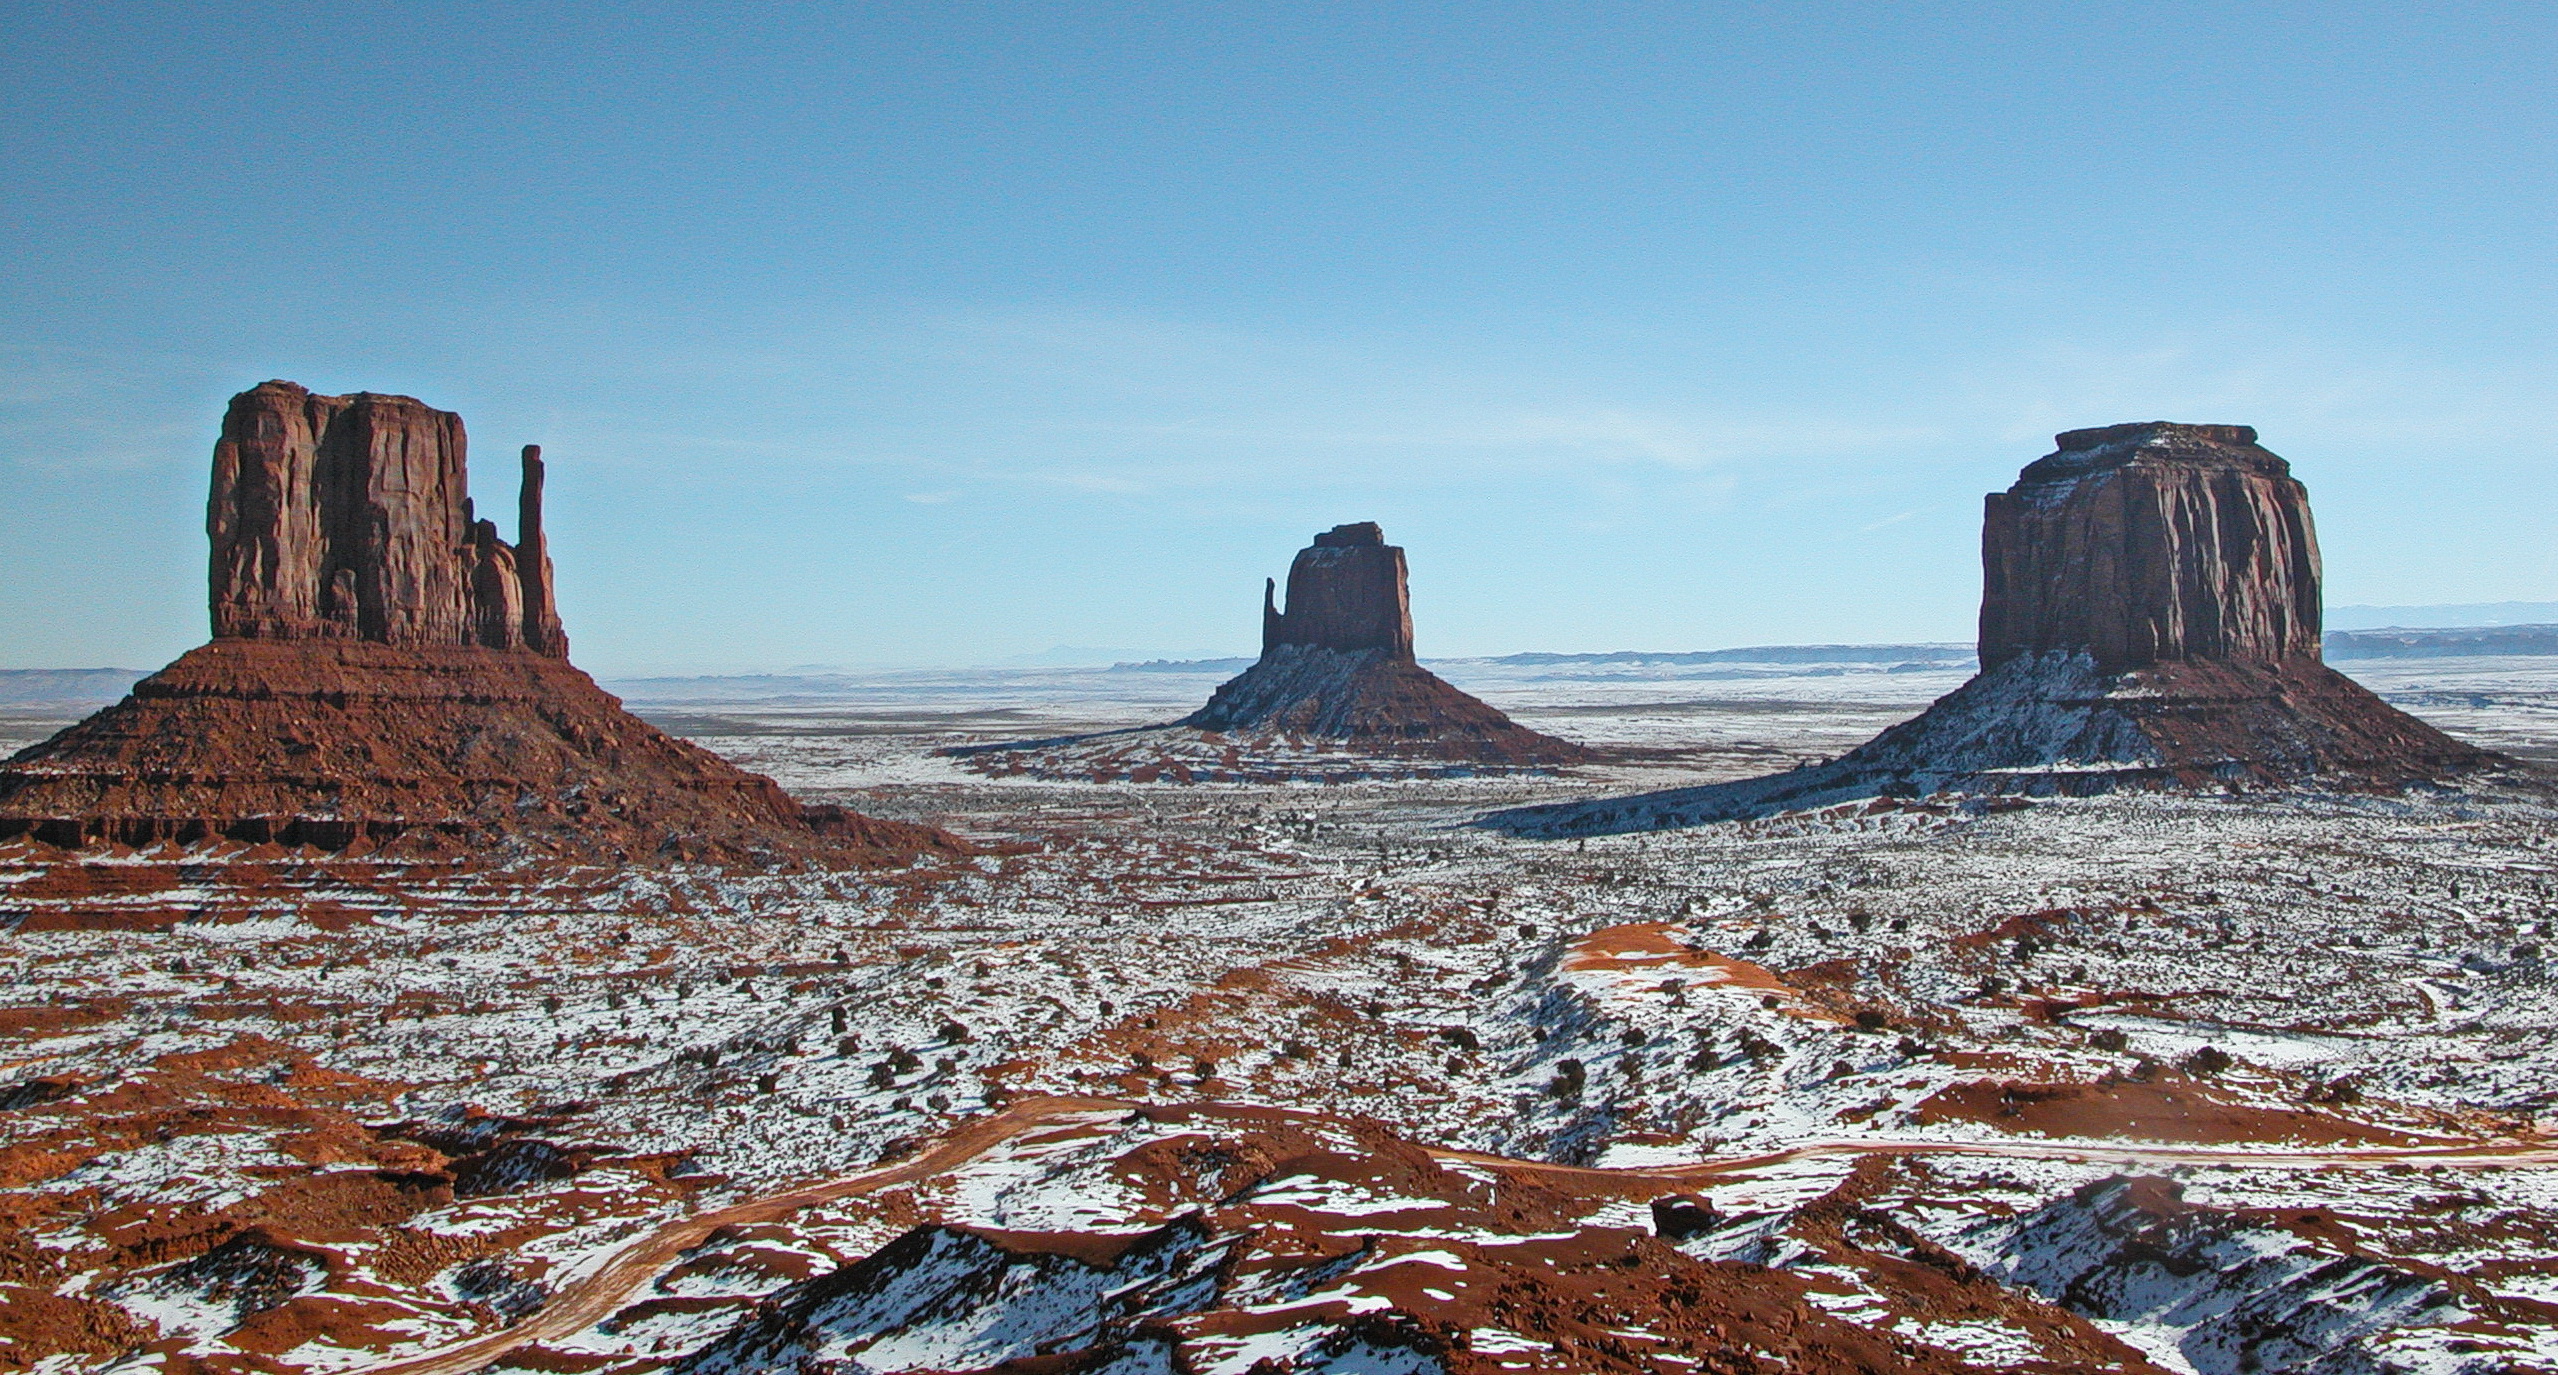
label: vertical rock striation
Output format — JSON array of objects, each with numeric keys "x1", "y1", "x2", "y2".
[
  {"x1": 1186, "y1": 524, "x2": 1587, "y2": 765},
  {"x1": 2, "y1": 381, "x2": 959, "y2": 864},
  {"x1": 1979, "y1": 424, "x2": 2320, "y2": 672},
  {"x1": 1262, "y1": 522, "x2": 1415, "y2": 658},
  {"x1": 1485, "y1": 425, "x2": 2500, "y2": 835},
  {"x1": 208, "y1": 381, "x2": 565, "y2": 655}
]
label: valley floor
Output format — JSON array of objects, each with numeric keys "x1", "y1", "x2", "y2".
[{"x1": 4, "y1": 653, "x2": 2557, "y2": 1374}]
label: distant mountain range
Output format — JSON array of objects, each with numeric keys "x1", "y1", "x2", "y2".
[
  {"x1": 2327, "y1": 601, "x2": 2558, "y2": 630},
  {"x1": 0, "y1": 668, "x2": 150, "y2": 705},
  {"x1": 1479, "y1": 644, "x2": 1972, "y2": 667},
  {"x1": 2324, "y1": 624, "x2": 2558, "y2": 658},
  {"x1": 10, "y1": 608, "x2": 2558, "y2": 707},
  {"x1": 1108, "y1": 658, "x2": 1254, "y2": 673}
]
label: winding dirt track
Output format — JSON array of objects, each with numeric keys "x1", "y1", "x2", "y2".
[
  {"x1": 364, "y1": 1095, "x2": 2558, "y2": 1375},
  {"x1": 367, "y1": 1095, "x2": 1134, "y2": 1375},
  {"x1": 1437, "y1": 1135, "x2": 2558, "y2": 1186}
]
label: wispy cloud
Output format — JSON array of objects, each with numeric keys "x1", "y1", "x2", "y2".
[{"x1": 564, "y1": 304, "x2": 1948, "y2": 500}]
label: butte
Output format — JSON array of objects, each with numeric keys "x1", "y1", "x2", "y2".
[
  {"x1": 955, "y1": 522, "x2": 1587, "y2": 780},
  {"x1": 0, "y1": 380, "x2": 959, "y2": 865},
  {"x1": 1486, "y1": 422, "x2": 2503, "y2": 835},
  {"x1": 1183, "y1": 522, "x2": 1586, "y2": 764}
]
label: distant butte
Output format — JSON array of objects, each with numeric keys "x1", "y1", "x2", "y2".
[
  {"x1": 1183, "y1": 522, "x2": 1589, "y2": 765},
  {"x1": 1486, "y1": 423, "x2": 2502, "y2": 834},
  {"x1": 0, "y1": 381, "x2": 962, "y2": 865}
]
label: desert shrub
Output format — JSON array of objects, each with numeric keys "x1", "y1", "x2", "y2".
[
  {"x1": 2181, "y1": 1045, "x2": 2233, "y2": 1076},
  {"x1": 1551, "y1": 1058, "x2": 1586, "y2": 1101}
]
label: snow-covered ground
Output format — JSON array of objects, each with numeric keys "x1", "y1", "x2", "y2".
[{"x1": 3, "y1": 648, "x2": 2555, "y2": 1373}]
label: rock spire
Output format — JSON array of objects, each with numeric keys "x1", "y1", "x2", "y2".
[
  {"x1": 1, "y1": 381, "x2": 959, "y2": 865},
  {"x1": 209, "y1": 380, "x2": 565, "y2": 655}
]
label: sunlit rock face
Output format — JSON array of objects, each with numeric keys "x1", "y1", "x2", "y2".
[
  {"x1": 1, "y1": 381, "x2": 957, "y2": 865},
  {"x1": 209, "y1": 380, "x2": 565, "y2": 655},
  {"x1": 1484, "y1": 426, "x2": 2502, "y2": 836},
  {"x1": 1260, "y1": 520, "x2": 1416, "y2": 658},
  {"x1": 1979, "y1": 423, "x2": 2321, "y2": 673}
]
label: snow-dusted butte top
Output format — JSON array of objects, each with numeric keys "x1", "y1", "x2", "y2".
[
  {"x1": 1982, "y1": 422, "x2": 2322, "y2": 673},
  {"x1": 2022, "y1": 421, "x2": 2280, "y2": 485}
]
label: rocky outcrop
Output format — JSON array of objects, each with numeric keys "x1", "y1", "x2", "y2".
[
  {"x1": 1187, "y1": 524, "x2": 1587, "y2": 765},
  {"x1": 1974, "y1": 1177, "x2": 2462, "y2": 1375},
  {"x1": 209, "y1": 381, "x2": 566, "y2": 655},
  {"x1": 1485, "y1": 425, "x2": 2500, "y2": 835},
  {"x1": 1262, "y1": 521, "x2": 1415, "y2": 657},
  {"x1": 1980, "y1": 424, "x2": 2320, "y2": 672},
  {"x1": 0, "y1": 640, "x2": 959, "y2": 863},
  {"x1": 1, "y1": 381, "x2": 960, "y2": 865}
]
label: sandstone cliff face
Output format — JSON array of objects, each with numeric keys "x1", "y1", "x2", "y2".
[
  {"x1": 4, "y1": 380, "x2": 959, "y2": 865},
  {"x1": 209, "y1": 381, "x2": 565, "y2": 656},
  {"x1": 1487, "y1": 424, "x2": 2497, "y2": 835},
  {"x1": 1261, "y1": 522, "x2": 1415, "y2": 658},
  {"x1": 1980, "y1": 423, "x2": 2320, "y2": 673}
]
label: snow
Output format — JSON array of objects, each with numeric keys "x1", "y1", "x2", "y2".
[{"x1": 7, "y1": 648, "x2": 2558, "y2": 1372}]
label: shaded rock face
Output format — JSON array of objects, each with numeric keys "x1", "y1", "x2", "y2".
[
  {"x1": 1978, "y1": 1176, "x2": 2460, "y2": 1375},
  {"x1": 1, "y1": 381, "x2": 961, "y2": 866},
  {"x1": 209, "y1": 381, "x2": 564, "y2": 655},
  {"x1": 675, "y1": 1217, "x2": 1233, "y2": 1375},
  {"x1": 1189, "y1": 523, "x2": 1588, "y2": 766},
  {"x1": 1483, "y1": 427, "x2": 2499, "y2": 835},
  {"x1": 1980, "y1": 423, "x2": 2319, "y2": 673},
  {"x1": 1263, "y1": 521, "x2": 1415, "y2": 658}
]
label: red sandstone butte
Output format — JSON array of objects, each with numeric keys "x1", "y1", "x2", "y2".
[
  {"x1": 1980, "y1": 422, "x2": 2321, "y2": 673},
  {"x1": 0, "y1": 382, "x2": 959, "y2": 866},
  {"x1": 1187, "y1": 523, "x2": 1588, "y2": 765},
  {"x1": 1863, "y1": 424, "x2": 2495, "y2": 781},
  {"x1": 1487, "y1": 424, "x2": 2501, "y2": 834},
  {"x1": 209, "y1": 381, "x2": 566, "y2": 654},
  {"x1": 1836, "y1": 421, "x2": 2499, "y2": 790},
  {"x1": 1261, "y1": 521, "x2": 1415, "y2": 656}
]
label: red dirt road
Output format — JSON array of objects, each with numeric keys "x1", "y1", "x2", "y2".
[{"x1": 367, "y1": 1096, "x2": 1132, "y2": 1375}]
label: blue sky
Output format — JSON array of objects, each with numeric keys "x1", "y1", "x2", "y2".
[{"x1": 5, "y1": 2, "x2": 2554, "y2": 674}]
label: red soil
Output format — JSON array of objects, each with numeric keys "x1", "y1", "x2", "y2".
[
  {"x1": 1911, "y1": 1075, "x2": 2434, "y2": 1147},
  {"x1": 0, "y1": 640, "x2": 963, "y2": 867}
]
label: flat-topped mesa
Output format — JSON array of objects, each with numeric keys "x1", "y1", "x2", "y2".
[
  {"x1": 209, "y1": 380, "x2": 566, "y2": 657},
  {"x1": 1981, "y1": 422, "x2": 2320, "y2": 674},
  {"x1": 1261, "y1": 521, "x2": 1416, "y2": 659},
  {"x1": 1482, "y1": 424, "x2": 2502, "y2": 836}
]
